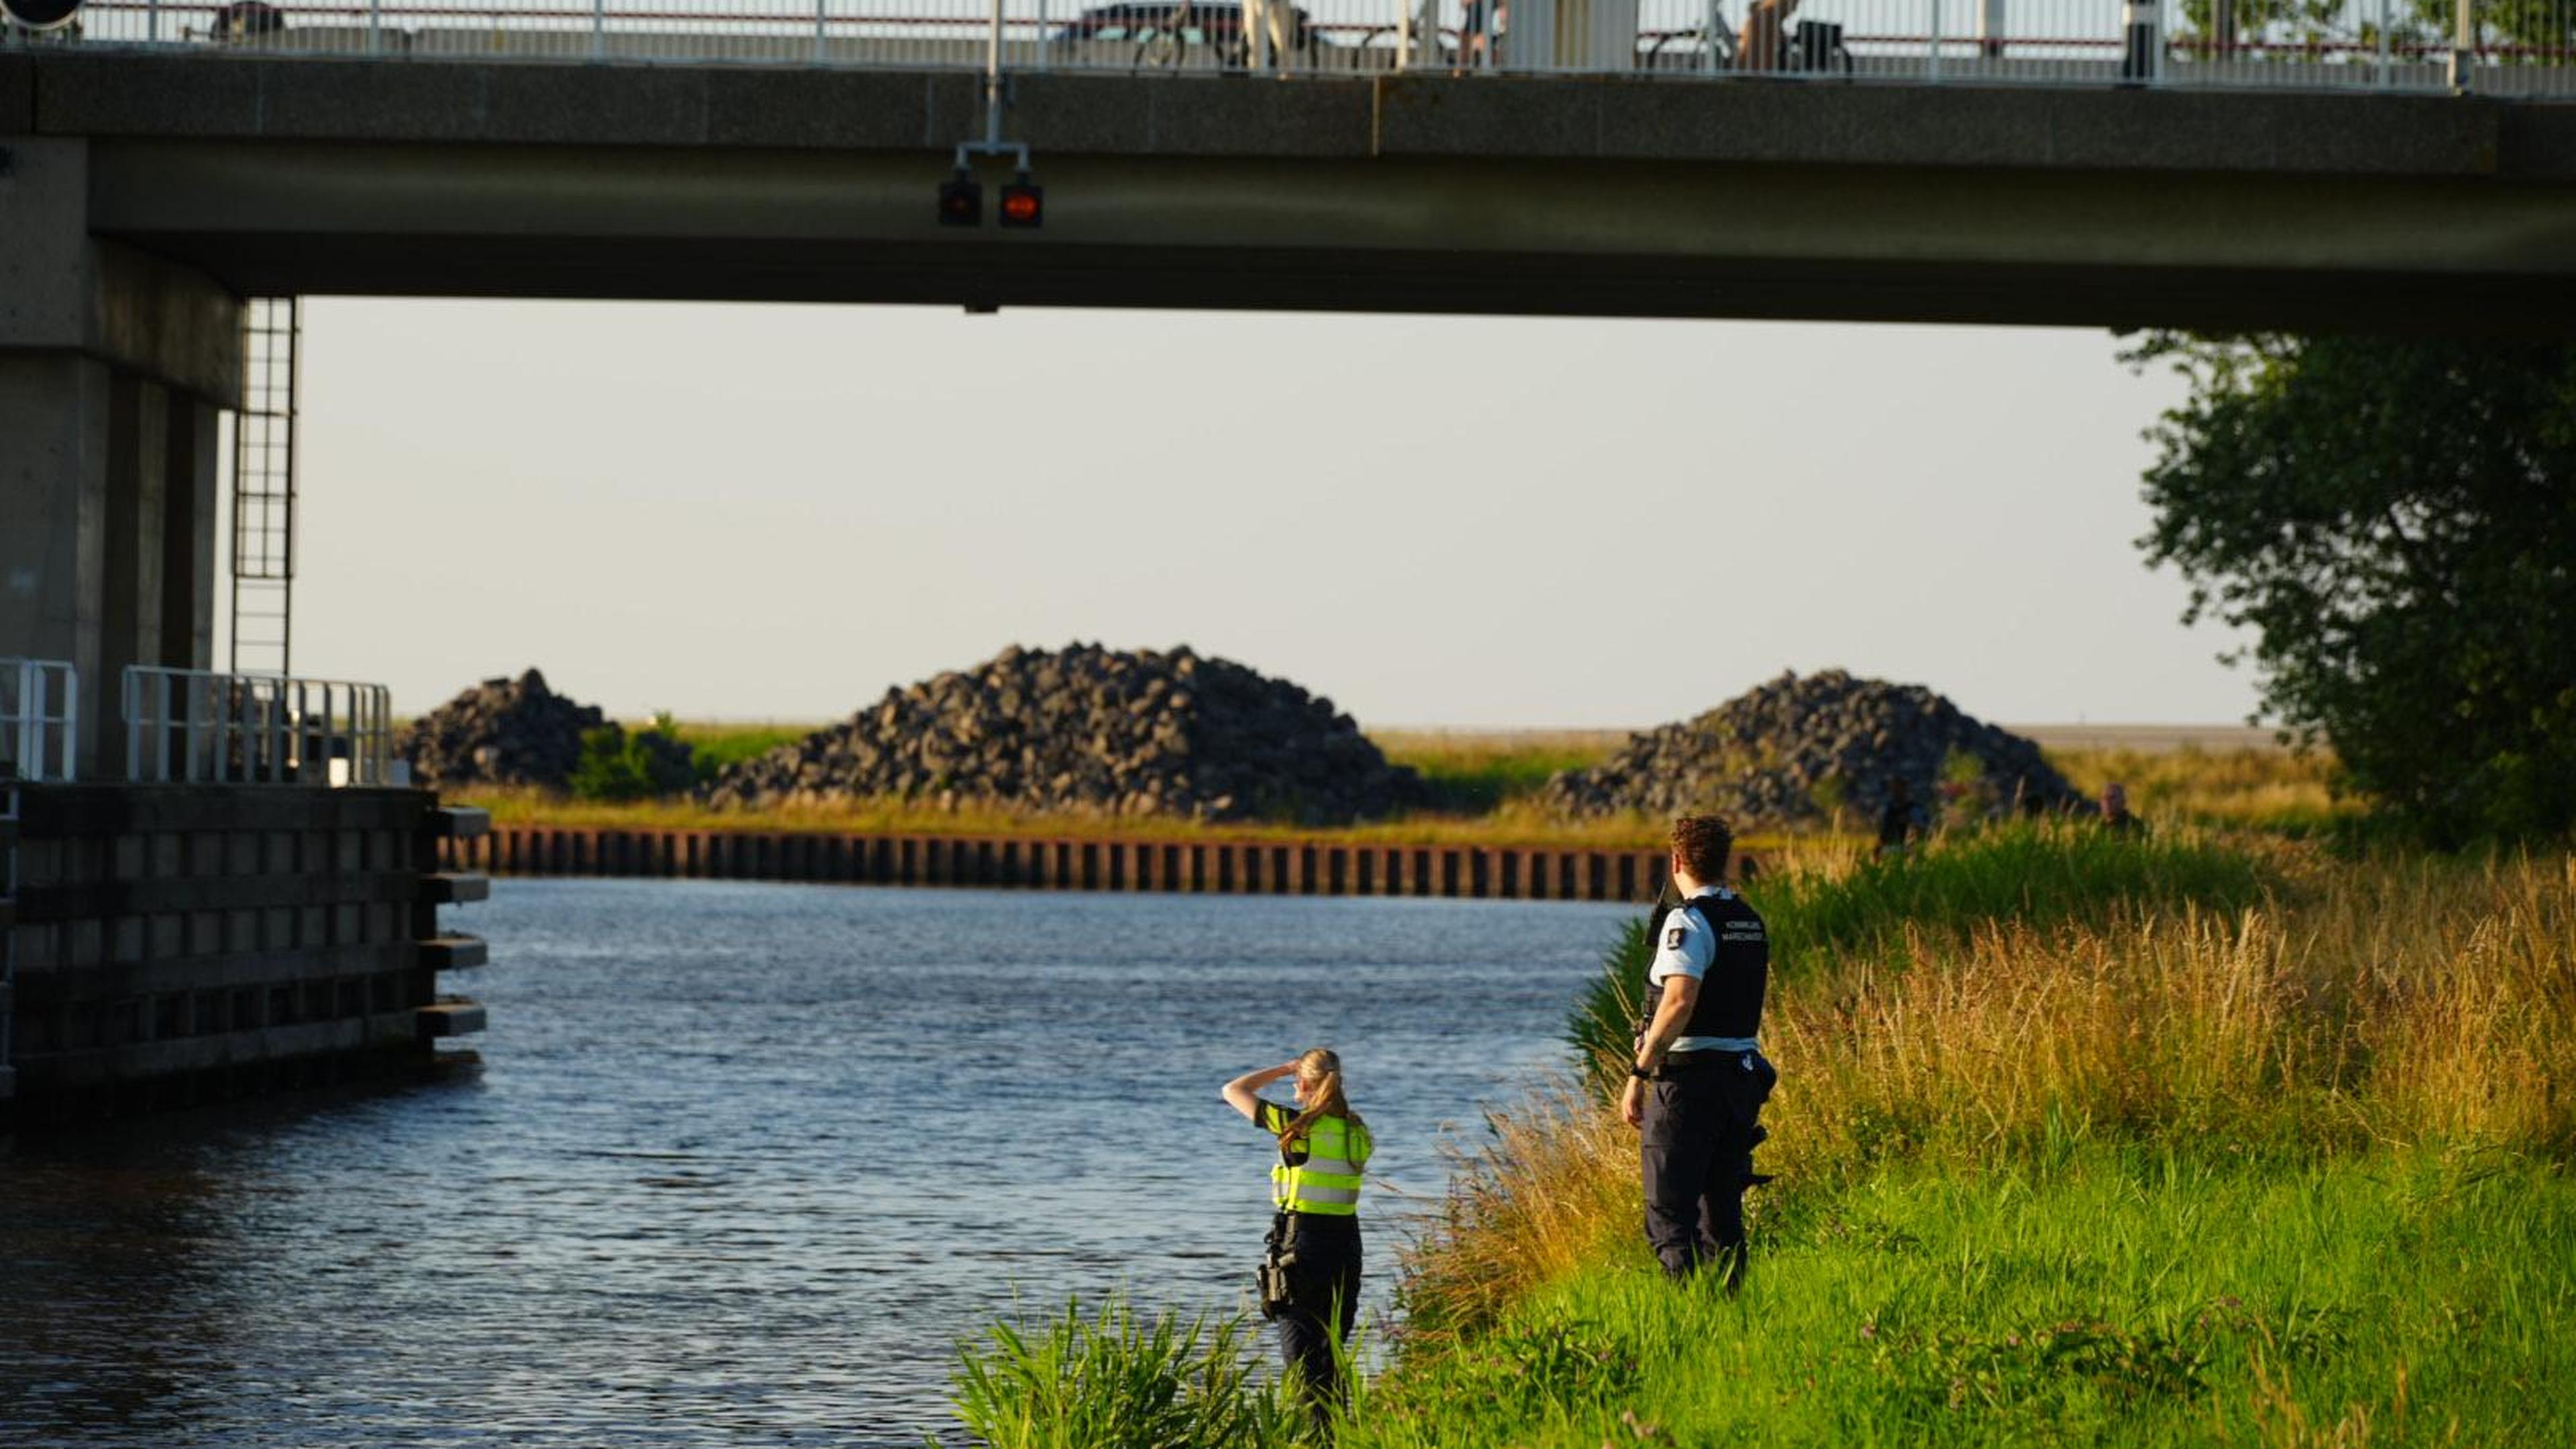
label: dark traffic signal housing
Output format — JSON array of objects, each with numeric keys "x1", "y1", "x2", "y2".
[
  {"x1": 936, "y1": 170, "x2": 982, "y2": 227},
  {"x1": 999, "y1": 174, "x2": 1044, "y2": 229}
]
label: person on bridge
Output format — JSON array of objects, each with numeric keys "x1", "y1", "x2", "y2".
[
  {"x1": 1622, "y1": 815, "x2": 1776, "y2": 1289},
  {"x1": 1241, "y1": 0, "x2": 1299, "y2": 71},
  {"x1": 1735, "y1": 0, "x2": 1802, "y2": 71},
  {"x1": 1222, "y1": 1049, "x2": 1373, "y2": 1428}
]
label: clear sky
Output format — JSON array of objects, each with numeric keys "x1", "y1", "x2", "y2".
[{"x1": 272, "y1": 298, "x2": 2256, "y2": 730}]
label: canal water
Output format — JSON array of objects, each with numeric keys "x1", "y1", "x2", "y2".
[{"x1": 2, "y1": 879, "x2": 1632, "y2": 1447}]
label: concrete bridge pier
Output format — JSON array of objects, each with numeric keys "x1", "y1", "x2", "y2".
[{"x1": 2, "y1": 137, "x2": 240, "y2": 777}]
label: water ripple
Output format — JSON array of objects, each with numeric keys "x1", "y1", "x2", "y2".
[{"x1": 2, "y1": 879, "x2": 1627, "y2": 1446}]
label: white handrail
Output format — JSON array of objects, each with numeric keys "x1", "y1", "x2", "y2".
[
  {"x1": 121, "y1": 665, "x2": 394, "y2": 787},
  {"x1": 0, "y1": 657, "x2": 79, "y2": 784},
  {"x1": 43, "y1": 0, "x2": 2576, "y2": 99}
]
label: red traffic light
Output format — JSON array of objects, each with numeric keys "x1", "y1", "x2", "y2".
[
  {"x1": 999, "y1": 176, "x2": 1044, "y2": 229},
  {"x1": 937, "y1": 171, "x2": 982, "y2": 227}
]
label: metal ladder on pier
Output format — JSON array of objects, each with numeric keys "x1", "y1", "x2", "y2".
[{"x1": 229, "y1": 297, "x2": 301, "y2": 678}]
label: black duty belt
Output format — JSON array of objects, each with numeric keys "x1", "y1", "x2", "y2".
[{"x1": 1657, "y1": 1049, "x2": 1760, "y2": 1076}]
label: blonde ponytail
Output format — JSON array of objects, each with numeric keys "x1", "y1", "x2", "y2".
[{"x1": 1278, "y1": 1050, "x2": 1363, "y2": 1152}]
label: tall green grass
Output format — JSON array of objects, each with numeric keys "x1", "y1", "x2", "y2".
[
  {"x1": 1369, "y1": 729, "x2": 1626, "y2": 814},
  {"x1": 948, "y1": 1295, "x2": 1318, "y2": 1449},
  {"x1": 1348, "y1": 1147, "x2": 2576, "y2": 1449},
  {"x1": 672, "y1": 720, "x2": 812, "y2": 777}
]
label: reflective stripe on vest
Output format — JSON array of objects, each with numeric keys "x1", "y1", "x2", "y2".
[{"x1": 1271, "y1": 1114, "x2": 1371, "y2": 1216}]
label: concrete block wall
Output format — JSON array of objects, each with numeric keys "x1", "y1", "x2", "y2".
[{"x1": 3, "y1": 785, "x2": 482, "y2": 1124}]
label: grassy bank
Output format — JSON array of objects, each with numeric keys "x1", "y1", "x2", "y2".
[
  {"x1": 450, "y1": 724, "x2": 1684, "y2": 847},
  {"x1": 947, "y1": 831, "x2": 2576, "y2": 1447},
  {"x1": 447, "y1": 729, "x2": 2334, "y2": 851},
  {"x1": 1350, "y1": 1147, "x2": 2575, "y2": 1449}
]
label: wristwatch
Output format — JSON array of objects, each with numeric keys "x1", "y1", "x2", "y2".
[{"x1": 1629, "y1": 1063, "x2": 1652, "y2": 1081}]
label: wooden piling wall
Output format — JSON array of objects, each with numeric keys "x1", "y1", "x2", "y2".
[{"x1": 438, "y1": 827, "x2": 1666, "y2": 904}]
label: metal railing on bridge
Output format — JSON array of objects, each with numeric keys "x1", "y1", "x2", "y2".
[
  {"x1": 1, "y1": 658, "x2": 78, "y2": 786},
  {"x1": 19, "y1": 0, "x2": 2575, "y2": 99},
  {"x1": 121, "y1": 665, "x2": 398, "y2": 788}
]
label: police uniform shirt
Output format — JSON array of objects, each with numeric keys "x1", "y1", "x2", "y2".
[
  {"x1": 1648, "y1": 885, "x2": 1762, "y2": 1052},
  {"x1": 1256, "y1": 1100, "x2": 1311, "y2": 1163}
]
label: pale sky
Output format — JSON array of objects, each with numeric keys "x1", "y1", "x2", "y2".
[{"x1": 266, "y1": 299, "x2": 2257, "y2": 730}]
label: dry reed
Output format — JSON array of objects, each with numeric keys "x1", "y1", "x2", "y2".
[{"x1": 1407, "y1": 847, "x2": 2576, "y2": 1334}]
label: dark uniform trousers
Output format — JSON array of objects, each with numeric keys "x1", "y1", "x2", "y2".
[
  {"x1": 1273, "y1": 1212, "x2": 1362, "y2": 1414},
  {"x1": 1640, "y1": 1049, "x2": 1778, "y2": 1279}
]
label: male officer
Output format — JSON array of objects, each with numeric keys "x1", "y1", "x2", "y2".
[{"x1": 1621, "y1": 814, "x2": 1776, "y2": 1287}]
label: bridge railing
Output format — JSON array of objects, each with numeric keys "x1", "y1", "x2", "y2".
[
  {"x1": 121, "y1": 665, "x2": 398, "y2": 788},
  {"x1": 0, "y1": 658, "x2": 79, "y2": 786},
  {"x1": 32, "y1": 0, "x2": 2576, "y2": 98}
]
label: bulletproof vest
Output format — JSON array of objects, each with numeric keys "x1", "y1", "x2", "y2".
[{"x1": 1641, "y1": 892, "x2": 1770, "y2": 1042}]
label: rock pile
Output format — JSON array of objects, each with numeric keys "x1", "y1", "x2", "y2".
[
  {"x1": 396, "y1": 668, "x2": 608, "y2": 790},
  {"x1": 1541, "y1": 669, "x2": 2078, "y2": 827},
  {"x1": 704, "y1": 643, "x2": 1424, "y2": 824}
]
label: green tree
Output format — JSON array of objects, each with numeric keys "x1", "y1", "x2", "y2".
[
  {"x1": 2171, "y1": 0, "x2": 2569, "y2": 64},
  {"x1": 2129, "y1": 333, "x2": 2576, "y2": 842}
]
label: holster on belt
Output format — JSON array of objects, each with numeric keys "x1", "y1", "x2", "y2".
[{"x1": 1257, "y1": 1212, "x2": 1299, "y2": 1320}]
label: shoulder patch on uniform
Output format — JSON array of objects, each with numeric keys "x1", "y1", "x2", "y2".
[{"x1": 1663, "y1": 926, "x2": 1686, "y2": 951}]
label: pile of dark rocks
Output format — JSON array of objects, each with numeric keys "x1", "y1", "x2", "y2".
[
  {"x1": 1540, "y1": 669, "x2": 2079, "y2": 827},
  {"x1": 396, "y1": 668, "x2": 610, "y2": 790},
  {"x1": 704, "y1": 643, "x2": 1425, "y2": 824}
]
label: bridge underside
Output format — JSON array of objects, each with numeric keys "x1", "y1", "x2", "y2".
[
  {"x1": 132, "y1": 227, "x2": 2569, "y2": 337},
  {"x1": 13, "y1": 55, "x2": 2576, "y2": 335},
  {"x1": 75, "y1": 143, "x2": 2576, "y2": 337}
]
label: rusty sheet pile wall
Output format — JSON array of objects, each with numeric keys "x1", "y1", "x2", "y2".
[{"x1": 443, "y1": 826, "x2": 1668, "y2": 904}]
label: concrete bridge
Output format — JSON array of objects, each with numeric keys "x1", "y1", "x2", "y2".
[
  {"x1": 8, "y1": 49, "x2": 2576, "y2": 751},
  {"x1": 12, "y1": 52, "x2": 2576, "y2": 331}
]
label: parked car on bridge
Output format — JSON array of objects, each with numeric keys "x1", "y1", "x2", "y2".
[{"x1": 1048, "y1": 1, "x2": 1320, "y2": 68}]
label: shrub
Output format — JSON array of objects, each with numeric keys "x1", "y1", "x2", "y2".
[{"x1": 567, "y1": 713, "x2": 698, "y2": 802}]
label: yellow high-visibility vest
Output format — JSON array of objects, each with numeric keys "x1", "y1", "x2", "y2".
[{"x1": 1269, "y1": 1112, "x2": 1372, "y2": 1216}]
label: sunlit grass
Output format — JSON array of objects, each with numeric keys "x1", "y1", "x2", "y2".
[
  {"x1": 1370, "y1": 729, "x2": 1627, "y2": 812},
  {"x1": 1566, "y1": 823, "x2": 2279, "y2": 1083},
  {"x1": 1425, "y1": 843, "x2": 2576, "y2": 1340},
  {"x1": 949, "y1": 1295, "x2": 1318, "y2": 1449},
  {"x1": 458, "y1": 729, "x2": 2360, "y2": 850},
  {"x1": 444, "y1": 784, "x2": 1726, "y2": 849},
  {"x1": 2047, "y1": 743, "x2": 2356, "y2": 834},
  {"x1": 662, "y1": 719, "x2": 813, "y2": 775},
  {"x1": 1350, "y1": 1148, "x2": 2576, "y2": 1449}
]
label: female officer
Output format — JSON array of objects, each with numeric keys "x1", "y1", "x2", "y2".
[{"x1": 1221, "y1": 1049, "x2": 1372, "y2": 1422}]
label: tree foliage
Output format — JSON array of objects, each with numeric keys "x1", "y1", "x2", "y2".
[
  {"x1": 2171, "y1": 0, "x2": 2571, "y2": 58},
  {"x1": 2129, "y1": 333, "x2": 2576, "y2": 843},
  {"x1": 568, "y1": 712, "x2": 701, "y2": 802}
]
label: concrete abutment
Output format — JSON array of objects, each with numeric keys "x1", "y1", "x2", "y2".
[
  {"x1": 3, "y1": 137, "x2": 239, "y2": 773},
  {"x1": 3, "y1": 785, "x2": 490, "y2": 1128}
]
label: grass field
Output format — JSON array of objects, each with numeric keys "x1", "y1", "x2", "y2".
[
  {"x1": 451, "y1": 722, "x2": 2343, "y2": 849},
  {"x1": 946, "y1": 821, "x2": 2576, "y2": 1448}
]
